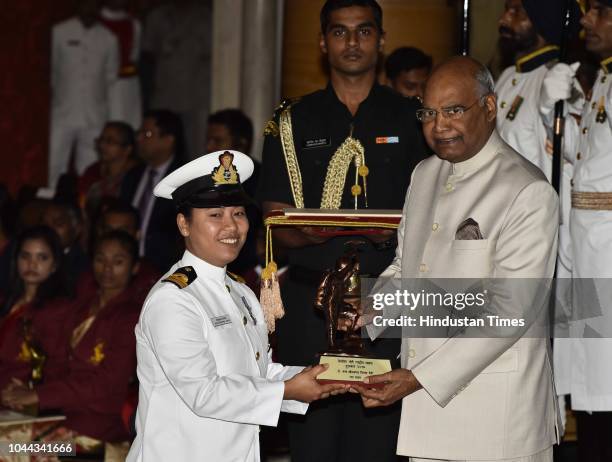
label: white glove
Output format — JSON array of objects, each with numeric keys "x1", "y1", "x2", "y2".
[{"x1": 540, "y1": 62, "x2": 580, "y2": 112}]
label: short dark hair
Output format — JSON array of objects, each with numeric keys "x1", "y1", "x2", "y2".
[
  {"x1": 320, "y1": 0, "x2": 383, "y2": 34},
  {"x1": 94, "y1": 230, "x2": 139, "y2": 265},
  {"x1": 207, "y1": 109, "x2": 254, "y2": 153},
  {"x1": 385, "y1": 47, "x2": 433, "y2": 81},
  {"x1": 104, "y1": 121, "x2": 135, "y2": 150},
  {"x1": 144, "y1": 109, "x2": 186, "y2": 159},
  {"x1": 100, "y1": 199, "x2": 141, "y2": 229},
  {"x1": 47, "y1": 198, "x2": 83, "y2": 225}
]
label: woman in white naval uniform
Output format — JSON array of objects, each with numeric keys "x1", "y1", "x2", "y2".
[{"x1": 126, "y1": 150, "x2": 345, "y2": 462}]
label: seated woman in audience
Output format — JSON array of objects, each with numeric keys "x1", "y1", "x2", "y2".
[
  {"x1": 79, "y1": 121, "x2": 139, "y2": 218},
  {"x1": 1, "y1": 230, "x2": 143, "y2": 459},
  {"x1": 0, "y1": 225, "x2": 73, "y2": 393}
]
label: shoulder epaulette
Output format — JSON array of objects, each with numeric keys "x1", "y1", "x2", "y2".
[
  {"x1": 162, "y1": 266, "x2": 197, "y2": 289},
  {"x1": 264, "y1": 97, "x2": 302, "y2": 137},
  {"x1": 227, "y1": 271, "x2": 246, "y2": 284},
  {"x1": 276, "y1": 96, "x2": 301, "y2": 114}
]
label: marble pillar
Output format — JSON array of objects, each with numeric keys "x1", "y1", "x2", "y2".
[
  {"x1": 240, "y1": 0, "x2": 281, "y2": 161},
  {"x1": 211, "y1": 0, "x2": 282, "y2": 160},
  {"x1": 211, "y1": 0, "x2": 244, "y2": 112}
]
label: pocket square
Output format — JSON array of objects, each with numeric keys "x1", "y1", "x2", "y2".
[{"x1": 455, "y1": 218, "x2": 484, "y2": 240}]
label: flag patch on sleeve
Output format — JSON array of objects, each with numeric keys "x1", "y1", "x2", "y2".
[{"x1": 376, "y1": 136, "x2": 399, "y2": 144}]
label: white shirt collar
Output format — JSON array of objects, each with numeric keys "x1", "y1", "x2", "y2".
[{"x1": 180, "y1": 249, "x2": 226, "y2": 282}]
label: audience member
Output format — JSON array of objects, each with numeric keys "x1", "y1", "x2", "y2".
[
  {"x1": 384, "y1": 46, "x2": 432, "y2": 99},
  {"x1": 79, "y1": 121, "x2": 138, "y2": 219},
  {"x1": 78, "y1": 200, "x2": 160, "y2": 301},
  {"x1": 141, "y1": 0, "x2": 212, "y2": 156},
  {"x1": 205, "y1": 109, "x2": 261, "y2": 279},
  {"x1": 0, "y1": 226, "x2": 74, "y2": 392},
  {"x1": 0, "y1": 193, "x2": 49, "y2": 288},
  {"x1": 206, "y1": 109, "x2": 254, "y2": 156},
  {"x1": 1, "y1": 231, "x2": 142, "y2": 460},
  {"x1": 95, "y1": 199, "x2": 141, "y2": 238},
  {"x1": 120, "y1": 110, "x2": 184, "y2": 273},
  {"x1": 100, "y1": 0, "x2": 143, "y2": 128},
  {"x1": 42, "y1": 199, "x2": 89, "y2": 285},
  {"x1": 49, "y1": 0, "x2": 119, "y2": 188}
]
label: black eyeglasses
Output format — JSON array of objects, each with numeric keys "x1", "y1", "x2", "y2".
[{"x1": 416, "y1": 98, "x2": 484, "y2": 123}]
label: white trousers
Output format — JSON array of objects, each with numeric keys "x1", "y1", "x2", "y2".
[
  {"x1": 48, "y1": 120, "x2": 101, "y2": 188},
  {"x1": 410, "y1": 445, "x2": 553, "y2": 462}
]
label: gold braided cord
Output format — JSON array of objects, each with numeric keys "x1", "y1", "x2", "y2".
[
  {"x1": 320, "y1": 137, "x2": 365, "y2": 209},
  {"x1": 264, "y1": 215, "x2": 399, "y2": 230},
  {"x1": 572, "y1": 191, "x2": 612, "y2": 210},
  {"x1": 279, "y1": 108, "x2": 304, "y2": 208}
]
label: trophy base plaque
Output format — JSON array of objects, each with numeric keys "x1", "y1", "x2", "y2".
[{"x1": 316, "y1": 353, "x2": 391, "y2": 389}]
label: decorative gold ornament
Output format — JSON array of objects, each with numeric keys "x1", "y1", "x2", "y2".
[
  {"x1": 89, "y1": 341, "x2": 106, "y2": 366},
  {"x1": 211, "y1": 151, "x2": 239, "y2": 185},
  {"x1": 279, "y1": 107, "x2": 305, "y2": 208},
  {"x1": 264, "y1": 120, "x2": 279, "y2": 137},
  {"x1": 320, "y1": 137, "x2": 365, "y2": 209}
]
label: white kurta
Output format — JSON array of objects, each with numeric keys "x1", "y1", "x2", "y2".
[
  {"x1": 554, "y1": 63, "x2": 612, "y2": 411},
  {"x1": 49, "y1": 18, "x2": 119, "y2": 186},
  {"x1": 368, "y1": 131, "x2": 560, "y2": 460},
  {"x1": 126, "y1": 250, "x2": 307, "y2": 462}
]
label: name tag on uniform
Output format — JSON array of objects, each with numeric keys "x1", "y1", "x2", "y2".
[
  {"x1": 67, "y1": 39, "x2": 81, "y2": 46},
  {"x1": 211, "y1": 315, "x2": 233, "y2": 328},
  {"x1": 376, "y1": 136, "x2": 399, "y2": 144},
  {"x1": 303, "y1": 137, "x2": 331, "y2": 149}
]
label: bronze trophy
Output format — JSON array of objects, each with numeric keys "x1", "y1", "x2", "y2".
[
  {"x1": 22, "y1": 317, "x2": 46, "y2": 388},
  {"x1": 314, "y1": 242, "x2": 391, "y2": 387},
  {"x1": 21, "y1": 317, "x2": 46, "y2": 415}
]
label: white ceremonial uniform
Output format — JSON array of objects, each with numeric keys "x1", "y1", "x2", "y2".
[
  {"x1": 553, "y1": 58, "x2": 612, "y2": 412},
  {"x1": 49, "y1": 17, "x2": 119, "y2": 187},
  {"x1": 495, "y1": 46, "x2": 573, "y2": 283},
  {"x1": 368, "y1": 131, "x2": 560, "y2": 461},
  {"x1": 127, "y1": 250, "x2": 307, "y2": 462},
  {"x1": 100, "y1": 7, "x2": 142, "y2": 129}
]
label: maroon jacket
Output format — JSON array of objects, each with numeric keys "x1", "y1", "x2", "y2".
[
  {"x1": 36, "y1": 288, "x2": 142, "y2": 442},
  {"x1": 0, "y1": 298, "x2": 75, "y2": 392}
]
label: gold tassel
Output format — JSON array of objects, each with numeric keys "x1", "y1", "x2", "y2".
[{"x1": 260, "y1": 226, "x2": 285, "y2": 332}]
